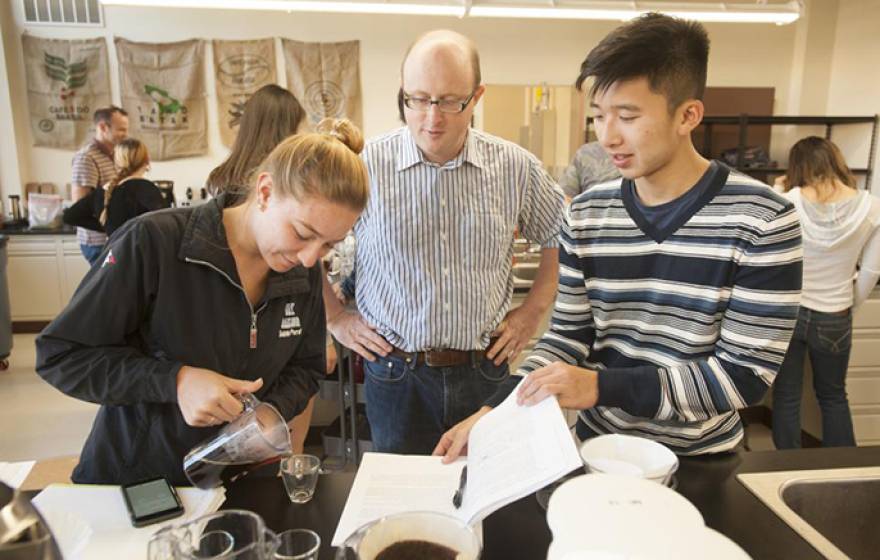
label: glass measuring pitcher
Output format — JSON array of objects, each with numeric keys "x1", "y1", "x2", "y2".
[
  {"x1": 184, "y1": 393, "x2": 291, "y2": 489},
  {"x1": 335, "y1": 511, "x2": 481, "y2": 560},
  {"x1": 148, "y1": 509, "x2": 279, "y2": 560}
]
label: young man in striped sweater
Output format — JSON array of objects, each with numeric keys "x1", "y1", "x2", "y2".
[{"x1": 436, "y1": 13, "x2": 802, "y2": 459}]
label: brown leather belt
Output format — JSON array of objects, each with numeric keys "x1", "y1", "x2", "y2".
[{"x1": 390, "y1": 338, "x2": 498, "y2": 367}]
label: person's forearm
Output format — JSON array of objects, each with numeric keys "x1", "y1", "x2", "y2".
[
  {"x1": 854, "y1": 269, "x2": 880, "y2": 309},
  {"x1": 854, "y1": 229, "x2": 880, "y2": 309},
  {"x1": 72, "y1": 185, "x2": 93, "y2": 202},
  {"x1": 322, "y1": 273, "x2": 345, "y2": 323},
  {"x1": 517, "y1": 244, "x2": 592, "y2": 377},
  {"x1": 35, "y1": 334, "x2": 182, "y2": 406},
  {"x1": 520, "y1": 248, "x2": 559, "y2": 314}
]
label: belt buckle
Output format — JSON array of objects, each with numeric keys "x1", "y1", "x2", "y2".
[{"x1": 424, "y1": 348, "x2": 442, "y2": 367}]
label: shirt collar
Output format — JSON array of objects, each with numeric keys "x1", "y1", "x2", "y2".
[
  {"x1": 90, "y1": 138, "x2": 114, "y2": 159},
  {"x1": 395, "y1": 127, "x2": 485, "y2": 172}
]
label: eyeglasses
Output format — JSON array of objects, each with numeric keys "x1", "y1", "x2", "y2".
[{"x1": 403, "y1": 91, "x2": 476, "y2": 114}]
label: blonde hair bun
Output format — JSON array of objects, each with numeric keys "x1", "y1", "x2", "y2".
[
  {"x1": 257, "y1": 119, "x2": 369, "y2": 213},
  {"x1": 315, "y1": 118, "x2": 364, "y2": 155}
]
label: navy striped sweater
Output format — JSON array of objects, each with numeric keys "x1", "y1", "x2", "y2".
[{"x1": 518, "y1": 165, "x2": 803, "y2": 454}]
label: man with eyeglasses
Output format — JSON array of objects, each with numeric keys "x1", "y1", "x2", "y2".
[{"x1": 324, "y1": 29, "x2": 564, "y2": 454}]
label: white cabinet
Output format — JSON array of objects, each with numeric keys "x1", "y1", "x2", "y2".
[
  {"x1": 849, "y1": 294, "x2": 880, "y2": 446},
  {"x1": 61, "y1": 239, "x2": 90, "y2": 302},
  {"x1": 7, "y1": 235, "x2": 89, "y2": 321}
]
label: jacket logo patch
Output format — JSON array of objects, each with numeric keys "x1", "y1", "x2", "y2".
[
  {"x1": 101, "y1": 249, "x2": 116, "y2": 268},
  {"x1": 279, "y1": 302, "x2": 302, "y2": 338}
]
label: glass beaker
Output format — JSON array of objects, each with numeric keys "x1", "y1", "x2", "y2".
[
  {"x1": 148, "y1": 509, "x2": 279, "y2": 560},
  {"x1": 184, "y1": 393, "x2": 292, "y2": 489}
]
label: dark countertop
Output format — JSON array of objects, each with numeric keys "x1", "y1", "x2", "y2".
[
  {"x1": 224, "y1": 445, "x2": 880, "y2": 559},
  {"x1": 0, "y1": 220, "x2": 76, "y2": 236}
]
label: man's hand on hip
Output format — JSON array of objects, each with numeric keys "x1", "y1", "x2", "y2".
[
  {"x1": 486, "y1": 304, "x2": 543, "y2": 366},
  {"x1": 516, "y1": 362, "x2": 599, "y2": 410},
  {"x1": 327, "y1": 309, "x2": 392, "y2": 362}
]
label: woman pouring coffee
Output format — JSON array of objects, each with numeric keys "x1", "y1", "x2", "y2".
[{"x1": 35, "y1": 119, "x2": 368, "y2": 485}]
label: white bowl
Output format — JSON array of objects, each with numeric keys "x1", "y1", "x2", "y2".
[{"x1": 579, "y1": 434, "x2": 678, "y2": 485}]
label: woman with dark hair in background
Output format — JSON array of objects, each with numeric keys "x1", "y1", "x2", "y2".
[
  {"x1": 773, "y1": 136, "x2": 880, "y2": 448},
  {"x1": 206, "y1": 84, "x2": 331, "y2": 455},
  {"x1": 205, "y1": 83, "x2": 307, "y2": 203},
  {"x1": 64, "y1": 138, "x2": 165, "y2": 239}
]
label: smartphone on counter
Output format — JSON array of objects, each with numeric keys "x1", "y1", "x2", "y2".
[{"x1": 121, "y1": 476, "x2": 185, "y2": 527}]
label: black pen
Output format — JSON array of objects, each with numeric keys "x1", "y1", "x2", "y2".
[{"x1": 452, "y1": 465, "x2": 467, "y2": 509}]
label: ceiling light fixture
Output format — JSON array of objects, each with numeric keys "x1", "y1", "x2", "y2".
[
  {"x1": 100, "y1": 0, "x2": 802, "y2": 25},
  {"x1": 100, "y1": 0, "x2": 464, "y2": 16}
]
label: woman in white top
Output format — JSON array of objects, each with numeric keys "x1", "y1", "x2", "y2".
[{"x1": 773, "y1": 136, "x2": 880, "y2": 448}]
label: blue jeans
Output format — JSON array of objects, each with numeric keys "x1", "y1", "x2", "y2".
[
  {"x1": 364, "y1": 354, "x2": 513, "y2": 454},
  {"x1": 772, "y1": 307, "x2": 856, "y2": 449},
  {"x1": 80, "y1": 244, "x2": 104, "y2": 267}
]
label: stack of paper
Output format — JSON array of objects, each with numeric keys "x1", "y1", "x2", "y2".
[
  {"x1": 0, "y1": 460, "x2": 36, "y2": 488},
  {"x1": 32, "y1": 484, "x2": 226, "y2": 560},
  {"x1": 332, "y1": 386, "x2": 582, "y2": 546}
]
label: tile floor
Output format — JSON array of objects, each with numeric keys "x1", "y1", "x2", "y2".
[{"x1": 0, "y1": 334, "x2": 98, "y2": 462}]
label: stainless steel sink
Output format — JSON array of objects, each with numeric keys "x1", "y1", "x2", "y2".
[{"x1": 738, "y1": 467, "x2": 880, "y2": 559}]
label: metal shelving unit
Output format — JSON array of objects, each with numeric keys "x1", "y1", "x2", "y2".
[
  {"x1": 698, "y1": 115, "x2": 879, "y2": 189},
  {"x1": 317, "y1": 341, "x2": 371, "y2": 469}
]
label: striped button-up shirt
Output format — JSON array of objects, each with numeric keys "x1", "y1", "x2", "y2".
[
  {"x1": 348, "y1": 126, "x2": 564, "y2": 352},
  {"x1": 71, "y1": 140, "x2": 114, "y2": 246}
]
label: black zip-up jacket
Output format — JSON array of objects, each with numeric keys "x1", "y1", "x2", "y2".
[{"x1": 36, "y1": 196, "x2": 325, "y2": 485}]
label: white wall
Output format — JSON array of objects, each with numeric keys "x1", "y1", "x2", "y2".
[
  {"x1": 0, "y1": 0, "x2": 29, "y2": 202},
  {"x1": 0, "y1": 2, "x2": 818, "y2": 202},
  {"x1": 826, "y1": 0, "x2": 880, "y2": 195}
]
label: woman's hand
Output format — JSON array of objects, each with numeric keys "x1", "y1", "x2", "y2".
[{"x1": 176, "y1": 366, "x2": 263, "y2": 427}]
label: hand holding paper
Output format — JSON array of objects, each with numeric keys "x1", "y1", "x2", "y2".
[
  {"x1": 433, "y1": 406, "x2": 492, "y2": 463},
  {"x1": 333, "y1": 385, "x2": 581, "y2": 546}
]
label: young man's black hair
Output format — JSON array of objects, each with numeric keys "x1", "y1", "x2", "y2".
[{"x1": 576, "y1": 12, "x2": 710, "y2": 112}]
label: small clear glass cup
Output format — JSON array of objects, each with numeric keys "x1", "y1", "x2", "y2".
[
  {"x1": 274, "y1": 528, "x2": 320, "y2": 560},
  {"x1": 280, "y1": 454, "x2": 321, "y2": 504},
  {"x1": 194, "y1": 530, "x2": 234, "y2": 559}
]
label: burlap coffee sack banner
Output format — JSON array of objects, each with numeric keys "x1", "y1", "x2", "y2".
[
  {"x1": 281, "y1": 39, "x2": 362, "y2": 129},
  {"x1": 116, "y1": 38, "x2": 208, "y2": 161},
  {"x1": 21, "y1": 35, "x2": 111, "y2": 150},
  {"x1": 213, "y1": 38, "x2": 277, "y2": 148}
]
